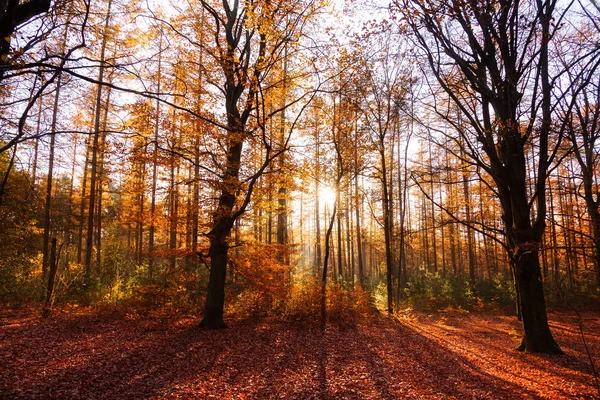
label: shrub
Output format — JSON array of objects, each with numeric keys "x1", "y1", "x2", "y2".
[{"x1": 403, "y1": 272, "x2": 478, "y2": 310}]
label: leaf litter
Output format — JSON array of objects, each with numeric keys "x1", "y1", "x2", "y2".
[{"x1": 1, "y1": 306, "x2": 598, "y2": 399}]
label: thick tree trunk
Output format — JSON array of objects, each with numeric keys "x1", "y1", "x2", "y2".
[
  {"x1": 200, "y1": 118, "x2": 243, "y2": 328},
  {"x1": 515, "y1": 247, "x2": 562, "y2": 353},
  {"x1": 200, "y1": 234, "x2": 229, "y2": 329},
  {"x1": 593, "y1": 220, "x2": 600, "y2": 286}
]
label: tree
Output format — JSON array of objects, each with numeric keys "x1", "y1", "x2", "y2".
[
  {"x1": 353, "y1": 27, "x2": 412, "y2": 312},
  {"x1": 0, "y1": 0, "x2": 51, "y2": 82},
  {"x1": 561, "y1": 1, "x2": 600, "y2": 285},
  {"x1": 398, "y1": 0, "x2": 565, "y2": 353},
  {"x1": 165, "y1": 0, "x2": 321, "y2": 328},
  {"x1": 84, "y1": 0, "x2": 113, "y2": 289}
]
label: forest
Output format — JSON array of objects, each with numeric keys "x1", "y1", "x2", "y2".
[{"x1": 1, "y1": 0, "x2": 600, "y2": 398}]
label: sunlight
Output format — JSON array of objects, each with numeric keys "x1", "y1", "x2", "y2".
[{"x1": 318, "y1": 186, "x2": 337, "y2": 206}]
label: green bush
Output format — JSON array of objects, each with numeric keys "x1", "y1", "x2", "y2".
[
  {"x1": 472, "y1": 272, "x2": 516, "y2": 307},
  {"x1": 545, "y1": 277, "x2": 600, "y2": 310},
  {"x1": 402, "y1": 272, "x2": 483, "y2": 310}
]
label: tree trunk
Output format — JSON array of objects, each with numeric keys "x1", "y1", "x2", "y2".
[
  {"x1": 314, "y1": 118, "x2": 322, "y2": 273},
  {"x1": 200, "y1": 114, "x2": 243, "y2": 328},
  {"x1": 95, "y1": 78, "x2": 113, "y2": 271},
  {"x1": 42, "y1": 238, "x2": 59, "y2": 318},
  {"x1": 515, "y1": 247, "x2": 562, "y2": 353},
  {"x1": 336, "y1": 182, "x2": 343, "y2": 282},
  {"x1": 84, "y1": 0, "x2": 112, "y2": 289},
  {"x1": 462, "y1": 163, "x2": 476, "y2": 282},
  {"x1": 149, "y1": 33, "x2": 163, "y2": 279},
  {"x1": 322, "y1": 202, "x2": 337, "y2": 285},
  {"x1": 77, "y1": 136, "x2": 90, "y2": 264},
  {"x1": 381, "y1": 148, "x2": 394, "y2": 314},
  {"x1": 201, "y1": 234, "x2": 229, "y2": 329},
  {"x1": 277, "y1": 44, "x2": 289, "y2": 264},
  {"x1": 41, "y1": 44, "x2": 66, "y2": 291}
]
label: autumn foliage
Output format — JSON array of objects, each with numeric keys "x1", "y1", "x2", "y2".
[{"x1": 225, "y1": 243, "x2": 373, "y2": 325}]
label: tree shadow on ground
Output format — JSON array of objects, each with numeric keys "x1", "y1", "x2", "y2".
[{"x1": 1, "y1": 309, "x2": 598, "y2": 399}]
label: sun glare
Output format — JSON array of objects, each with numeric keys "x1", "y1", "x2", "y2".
[{"x1": 318, "y1": 187, "x2": 337, "y2": 205}]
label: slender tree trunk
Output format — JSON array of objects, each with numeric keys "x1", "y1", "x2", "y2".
[
  {"x1": 428, "y1": 137, "x2": 438, "y2": 273},
  {"x1": 462, "y1": 165, "x2": 476, "y2": 282},
  {"x1": 169, "y1": 123, "x2": 179, "y2": 271},
  {"x1": 64, "y1": 135, "x2": 78, "y2": 267},
  {"x1": 346, "y1": 183, "x2": 354, "y2": 284},
  {"x1": 136, "y1": 161, "x2": 146, "y2": 265},
  {"x1": 192, "y1": 134, "x2": 200, "y2": 259},
  {"x1": 149, "y1": 33, "x2": 163, "y2": 279},
  {"x1": 354, "y1": 175, "x2": 364, "y2": 286},
  {"x1": 42, "y1": 238, "x2": 60, "y2": 318},
  {"x1": 84, "y1": 0, "x2": 112, "y2": 289},
  {"x1": 41, "y1": 48, "x2": 66, "y2": 290},
  {"x1": 31, "y1": 92, "x2": 43, "y2": 187},
  {"x1": 95, "y1": 79, "x2": 113, "y2": 271},
  {"x1": 323, "y1": 202, "x2": 337, "y2": 285},
  {"x1": 77, "y1": 136, "x2": 90, "y2": 264},
  {"x1": 336, "y1": 181, "x2": 343, "y2": 282},
  {"x1": 380, "y1": 146, "x2": 394, "y2": 313},
  {"x1": 0, "y1": 146, "x2": 17, "y2": 208},
  {"x1": 314, "y1": 117, "x2": 322, "y2": 273},
  {"x1": 277, "y1": 44, "x2": 289, "y2": 264}
]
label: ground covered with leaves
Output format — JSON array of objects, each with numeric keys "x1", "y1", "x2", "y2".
[{"x1": 1, "y1": 306, "x2": 598, "y2": 399}]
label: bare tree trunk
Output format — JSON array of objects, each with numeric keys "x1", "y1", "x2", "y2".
[
  {"x1": 277, "y1": 44, "x2": 289, "y2": 264},
  {"x1": 428, "y1": 136, "x2": 438, "y2": 273},
  {"x1": 0, "y1": 146, "x2": 17, "y2": 208},
  {"x1": 84, "y1": 0, "x2": 112, "y2": 289},
  {"x1": 149, "y1": 33, "x2": 163, "y2": 279},
  {"x1": 42, "y1": 238, "x2": 60, "y2": 318},
  {"x1": 462, "y1": 163, "x2": 476, "y2": 283},
  {"x1": 95, "y1": 78, "x2": 113, "y2": 272},
  {"x1": 314, "y1": 116, "x2": 322, "y2": 273},
  {"x1": 64, "y1": 135, "x2": 78, "y2": 267},
  {"x1": 41, "y1": 43, "x2": 66, "y2": 291},
  {"x1": 77, "y1": 136, "x2": 90, "y2": 264}
]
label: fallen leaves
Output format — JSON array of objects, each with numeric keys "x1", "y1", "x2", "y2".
[{"x1": 0, "y1": 306, "x2": 598, "y2": 399}]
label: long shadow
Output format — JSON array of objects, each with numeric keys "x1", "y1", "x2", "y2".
[
  {"x1": 407, "y1": 314, "x2": 599, "y2": 396},
  {"x1": 3, "y1": 310, "x2": 597, "y2": 399},
  {"x1": 2, "y1": 317, "x2": 232, "y2": 399},
  {"x1": 412, "y1": 311, "x2": 600, "y2": 381},
  {"x1": 352, "y1": 317, "x2": 564, "y2": 399},
  {"x1": 3, "y1": 312, "x2": 341, "y2": 399}
]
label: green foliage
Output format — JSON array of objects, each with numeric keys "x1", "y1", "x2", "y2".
[
  {"x1": 402, "y1": 272, "x2": 477, "y2": 310},
  {"x1": 477, "y1": 272, "x2": 516, "y2": 307},
  {"x1": 400, "y1": 271, "x2": 519, "y2": 311},
  {"x1": 545, "y1": 278, "x2": 600, "y2": 310}
]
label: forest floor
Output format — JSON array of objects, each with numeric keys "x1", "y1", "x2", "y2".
[{"x1": 1, "y1": 305, "x2": 599, "y2": 399}]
